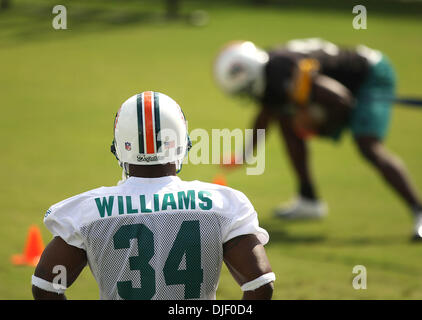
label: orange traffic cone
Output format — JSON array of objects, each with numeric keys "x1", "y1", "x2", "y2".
[
  {"x1": 212, "y1": 173, "x2": 227, "y2": 186},
  {"x1": 11, "y1": 225, "x2": 44, "y2": 267}
]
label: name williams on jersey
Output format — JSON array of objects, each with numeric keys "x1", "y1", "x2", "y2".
[{"x1": 94, "y1": 190, "x2": 213, "y2": 218}]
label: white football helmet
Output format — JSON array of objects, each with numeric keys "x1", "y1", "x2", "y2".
[
  {"x1": 111, "y1": 91, "x2": 191, "y2": 179},
  {"x1": 214, "y1": 41, "x2": 269, "y2": 97}
]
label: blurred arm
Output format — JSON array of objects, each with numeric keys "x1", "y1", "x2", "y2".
[
  {"x1": 279, "y1": 75, "x2": 353, "y2": 199},
  {"x1": 243, "y1": 107, "x2": 272, "y2": 162},
  {"x1": 309, "y1": 74, "x2": 354, "y2": 136},
  {"x1": 32, "y1": 236, "x2": 87, "y2": 300},
  {"x1": 223, "y1": 234, "x2": 274, "y2": 300}
]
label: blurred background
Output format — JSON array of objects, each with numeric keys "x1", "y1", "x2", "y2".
[{"x1": 0, "y1": 0, "x2": 421, "y2": 299}]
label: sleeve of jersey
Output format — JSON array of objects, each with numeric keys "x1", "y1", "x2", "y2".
[
  {"x1": 43, "y1": 195, "x2": 87, "y2": 251},
  {"x1": 223, "y1": 190, "x2": 269, "y2": 245}
]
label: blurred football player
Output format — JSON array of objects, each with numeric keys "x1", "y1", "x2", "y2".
[
  {"x1": 214, "y1": 38, "x2": 422, "y2": 240},
  {"x1": 32, "y1": 91, "x2": 274, "y2": 300}
]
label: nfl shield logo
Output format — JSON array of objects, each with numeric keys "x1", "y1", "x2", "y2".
[{"x1": 125, "y1": 142, "x2": 131, "y2": 151}]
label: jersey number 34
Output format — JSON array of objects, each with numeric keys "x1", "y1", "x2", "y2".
[{"x1": 113, "y1": 220, "x2": 204, "y2": 300}]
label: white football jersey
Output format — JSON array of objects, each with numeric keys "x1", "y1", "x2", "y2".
[{"x1": 44, "y1": 176, "x2": 269, "y2": 300}]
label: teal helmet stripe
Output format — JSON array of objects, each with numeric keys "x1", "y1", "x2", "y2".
[
  {"x1": 136, "y1": 93, "x2": 145, "y2": 154},
  {"x1": 153, "y1": 92, "x2": 161, "y2": 152}
]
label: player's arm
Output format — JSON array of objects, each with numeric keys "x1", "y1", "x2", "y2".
[
  {"x1": 244, "y1": 107, "x2": 272, "y2": 162},
  {"x1": 279, "y1": 75, "x2": 353, "y2": 199},
  {"x1": 306, "y1": 74, "x2": 354, "y2": 137},
  {"x1": 223, "y1": 107, "x2": 272, "y2": 167},
  {"x1": 32, "y1": 236, "x2": 87, "y2": 300},
  {"x1": 223, "y1": 234, "x2": 274, "y2": 300}
]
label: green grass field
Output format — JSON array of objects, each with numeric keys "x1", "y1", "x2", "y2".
[{"x1": 1, "y1": 0, "x2": 422, "y2": 299}]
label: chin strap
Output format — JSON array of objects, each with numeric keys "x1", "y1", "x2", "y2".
[
  {"x1": 117, "y1": 167, "x2": 127, "y2": 185},
  {"x1": 175, "y1": 134, "x2": 192, "y2": 175},
  {"x1": 111, "y1": 139, "x2": 127, "y2": 185},
  {"x1": 117, "y1": 163, "x2": 130, "y2": 185},
  {"x1": 175, "y1": 160, "x2": 183, "y2": 174}
]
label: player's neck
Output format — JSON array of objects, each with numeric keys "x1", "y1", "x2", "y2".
[{"x1": 128, "y1": 163, "x2": 176, "y2": 178}]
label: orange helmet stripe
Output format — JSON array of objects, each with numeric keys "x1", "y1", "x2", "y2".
[{"x1": 143, "y1": 91, "x2": 156, "y2": 154}]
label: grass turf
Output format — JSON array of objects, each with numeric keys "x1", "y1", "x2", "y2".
[{"x1": 1, "y1": 0, "x2": 422, "y2": 299}]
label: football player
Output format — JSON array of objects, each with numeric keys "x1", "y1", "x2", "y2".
[
  {"x1": 32, "y1": 91, "x2": 275, "y2": 300},
  {"x1": 214, "y1": 38, "x2": 422, "y2": 240}
]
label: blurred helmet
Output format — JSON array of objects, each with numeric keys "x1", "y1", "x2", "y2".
[
  {"x1": 214, "y1": 41, "x2": 269, "y2": 97},
  {"x1": 111, "y1": 91, "x2": 191, "y2": 176}
]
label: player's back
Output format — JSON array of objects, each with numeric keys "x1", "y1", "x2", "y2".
[
  {"x1": 266, "y1": 38, "x2": 371, "y2": 96},
  {"x1": 44, "y1": 175, "x2": 268, "y2": 300}
]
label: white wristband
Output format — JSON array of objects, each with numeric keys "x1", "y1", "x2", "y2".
[
  {"x1": 241, "y1": 272, "x2": 276, "y2": 292},
  {"x1": 31, "y1": 275, "x2": 66, "y2": 294}
]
